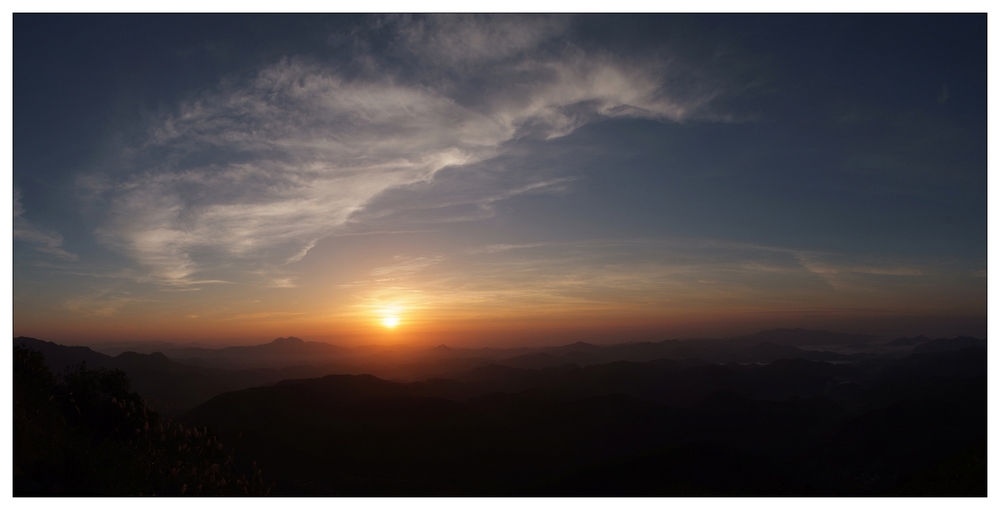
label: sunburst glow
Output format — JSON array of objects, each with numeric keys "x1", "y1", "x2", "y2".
[{"x1": 381, "y1": 316, "x2": 401, "y2": 328}]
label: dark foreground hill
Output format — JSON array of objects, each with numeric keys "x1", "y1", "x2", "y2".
[{"x1": 183, "y1": 346, "x2": 986, "y2": 496}]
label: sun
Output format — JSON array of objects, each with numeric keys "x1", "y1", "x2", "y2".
[{"x1": 374, "y1": 303, "x2": 405, "y2": 329}]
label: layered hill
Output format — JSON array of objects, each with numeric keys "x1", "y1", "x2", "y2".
[
  {"x1": 14, "y1": 337, "x2": 336, "y2": 414},
  {"x1": 16, "y1": 329, "x2": 985, "y2": 414},
  {"x1": 182, "y1": 345, "x2": 986, "y2": 495},
  {"x1": 80, "y1": 328, "x2": 984, "y2": 375}
]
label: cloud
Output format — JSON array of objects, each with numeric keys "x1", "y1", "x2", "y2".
[
  {"x1": 219, "y1": 311, "x2": 305, "y2": 322},
  {"x1": 794, "y1": 252, "x2": 925, "y2": 278},
  {"x1": 394, "y1": 14, "x2": 569, "y2": 65},
  {"x1": 265, "y1": 277, "x2": 297, "y2": 288},
  {"x1": 13, "y1": 190, "x2": 78, "y2": 261},
  {"x1": 464, "y1": 243, "x2": 547, "y2": 255},
  {"x1": 330, "y1": 239, "x2": 809, "y2": 322},
  {"x1": 352, "y1": 165, "x2": 577, "y2": 225},
  {"x1": 90, "y1": 16, "x2": 725, "y2": 286},
  {"x1": 62, "y1": 286, "x2": 149, "y2": 317},
  {"x1": 326, "y1": 237, "x2": 959, "y2": 325},
  {"x1": 369, "y1": 256, "x2": 445, "y2": 280}
]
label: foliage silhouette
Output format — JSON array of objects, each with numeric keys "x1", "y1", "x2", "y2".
[{"x1": 14, "y1": 346, "x2": 274, "y2": 496}]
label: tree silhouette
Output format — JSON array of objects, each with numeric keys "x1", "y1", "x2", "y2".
[{"x1": 14, "y1": 346, "x2": 273, "y2": 495}]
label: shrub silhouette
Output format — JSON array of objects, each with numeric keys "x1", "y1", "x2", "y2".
[{"x1": 14, "y1": 345, "x2": 274, "y2": 496}]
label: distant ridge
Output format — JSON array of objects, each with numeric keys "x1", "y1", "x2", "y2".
[
  {"x1": 729, "y1": 328, "x2": 878, "y2": 347},
  {"x1": 888, "y1": 336, "x2": 931, "y2": 347},
  {"x1": 270, "y1": 336, "x2": 305, "y2": 345},
  {"x1": 424, "y1": 344, "x2": 455, "y2": 353},
  {"x1": 13, "y1": 336, "x2": 334, "y2": 414},
  {"x1": 15, "y1": 328, "x2": 979, "y2": 391},
  {"x1": 14, "y1": 336, "x2": 113, "y2": 372},
  {"x1": 144, "y1": 336, "x2": 352, "y2": 369},
  {"x1": 913, "y1": 336, "x2": 986, "y2": 353}
]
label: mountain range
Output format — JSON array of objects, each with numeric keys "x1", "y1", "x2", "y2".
[
  {"x1": 15, "y1": 329, "x2": 983, "y2": 415},
  {"x1": 14, "y1": 329, "x2": 986, "y2": 495}
]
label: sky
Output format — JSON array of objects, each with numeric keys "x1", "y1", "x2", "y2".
[{"x1": 12, "y1": 14, "x2": 987, "y2": 346}]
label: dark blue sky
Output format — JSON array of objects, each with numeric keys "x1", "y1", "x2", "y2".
[{"x1": 13, "y1": 14, "x2": 987, "y2": 344}]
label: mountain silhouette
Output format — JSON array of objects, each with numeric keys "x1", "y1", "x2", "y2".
[
  {"x1": 912, "y1": 336, "x2": 986, "y2": 353},
  {"x1": 175, "y1": 344, "x2": 984, "y2": 495},
  {"x1": 888, "y1": 335, "x2": 931, "y2": 346},
  {"x1": 728, "y1": 328, "x2": 878, "y2": 347},
  {"x1": 84, "y1": 328, "x2": 923, "y2": 375},
  {"x1": 14, "y1": 337, "x2": 336, "y2": 414},
  {"x1": 14, "y1": 332, "x2": 986, "y2": 495}
]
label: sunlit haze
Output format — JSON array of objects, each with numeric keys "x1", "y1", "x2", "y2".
[{"x1": 13, "y1": 14, "x2": 986, "y2": 348}]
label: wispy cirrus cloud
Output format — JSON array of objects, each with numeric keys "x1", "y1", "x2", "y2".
[
  {"x1": 327, "y1": 237, "x2": 966, "y2": 326},
  {"x1": 14, "y1": 190, "x2": 78, "y2": 261},
  {"x1": 86, "y1": 15, "x2": 727, "y2": 287},
  {"x1": 393, "y1": 14, "x2": 569, "y2": 66},
  {"x1": 62, "y1": 286, "x2": 150, "y2": 317}
]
